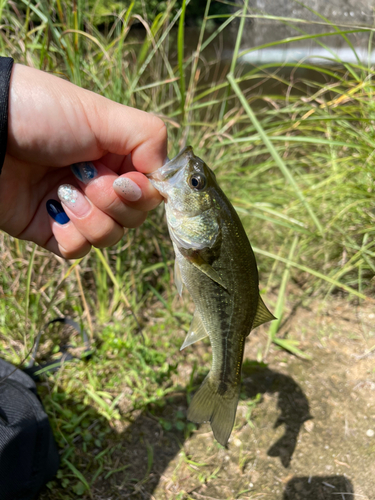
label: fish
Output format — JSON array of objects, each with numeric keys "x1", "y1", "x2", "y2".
[{"x1": 148, "y1": 146, "x2": 275, "y2": 446}]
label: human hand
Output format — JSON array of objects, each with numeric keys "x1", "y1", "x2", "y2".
[{"x1": 0, "y1": 64, "x2": 167, "y2": 258}]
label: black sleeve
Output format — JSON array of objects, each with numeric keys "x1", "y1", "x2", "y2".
[{"x1": 0, "y1": 57, "x2": 14, "y2": 175}]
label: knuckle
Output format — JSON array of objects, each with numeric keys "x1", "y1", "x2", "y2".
[
  {"x1": 60, "y1": 243, "x2": 91, "y2": 259},
  {"x1": 91, "y1": 225, "x2": 124, "y2": 248},
  {"x1": 122, "y1": 212, "x2": 147, "y2": 229},
  {"x1": 150, "y1": 116, "x2": 167, "y2": 141}
]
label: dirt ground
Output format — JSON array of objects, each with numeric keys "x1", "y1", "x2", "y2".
[{"x1": 43, "y1": 296, "x2": 375, "y2": 500}]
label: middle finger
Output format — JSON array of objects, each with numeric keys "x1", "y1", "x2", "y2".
[{"x1": 57, "y1": 184, "x2": 124, "y2": 248}]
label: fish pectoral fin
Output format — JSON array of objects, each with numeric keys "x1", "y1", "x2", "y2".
[
  {"x1": 188, "y1": 253, "x2": 228, "y2": 290},
  {"x1": 180, "y1": 312, "x2": 209, "y2": 350},
  {"x1": 174, "y1": 258, "x2": 183, "y2": 297},
  {"x1": 251, "y1": 294, "x2": 276, "y2": 331}
]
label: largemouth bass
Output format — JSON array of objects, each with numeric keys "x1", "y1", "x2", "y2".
[{"x1": 148, "y1": 146, "x2": 275, "y2": 446}]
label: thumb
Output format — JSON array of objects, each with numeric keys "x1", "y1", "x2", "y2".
[{"x1": 82, "y1": 89, "x2": 168, "y2": 174}]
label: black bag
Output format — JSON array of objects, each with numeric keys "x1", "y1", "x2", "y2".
[
  {"x1": 0, "y1": 317, "x2": 91, "y2": 500},
  {"x1": 0, "y1": 358, "x2": 59, "y2": 500}
]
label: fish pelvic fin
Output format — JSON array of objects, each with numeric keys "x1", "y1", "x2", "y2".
[
  {"x1": 187, "y1": 375, "x2": 240, "y2": 447},
  {"x1": 174, "y1": 258, "x2": 183, "y2": 297},
  {"x1": 180, "y1": 312, "x2": 209, "y2": 350}
]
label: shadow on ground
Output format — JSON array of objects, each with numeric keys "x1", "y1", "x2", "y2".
[
  {"x1": 283, "y1": 475, "x2": 354, "y2": 500},
  {"x1": 241, "y1": 361, "x2": 312, "y2": 468}
]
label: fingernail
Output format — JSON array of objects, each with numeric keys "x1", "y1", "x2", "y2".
[
  {"x1": 57, "y1": 184, "x2": 91, "y2": 217},
  {"x1": 46, "y1": 199, "x2": 70, "y2": 224},
  {"x1": 113, "y1": 177, "x2": 142, "y2": 202},
  {"x1": 71, "y1": 161, "x2": 98, "y2": 184}
]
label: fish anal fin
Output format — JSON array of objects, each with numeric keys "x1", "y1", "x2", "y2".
[
  {"x1": 180, "y1": 312, "x2": 209, "y2": 350},
  {"x1": 251, "y1": 294, "x2": 276, "y2": 331}
]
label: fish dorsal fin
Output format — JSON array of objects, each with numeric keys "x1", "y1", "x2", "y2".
[
  {"x1": 180, "y1": 312, "x2": 209, "y2": 350},
  {"x1": 188, "y1": 253, "x2": 228, "y2": 290},
  {"x1": 251, "y1": 294, "x2": 276, "y2": 331},
  {"x1": 174, "y1": 258, "x2": 183, "y2": 297}
]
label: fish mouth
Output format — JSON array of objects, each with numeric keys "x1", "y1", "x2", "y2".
[{"x1": 147, "y1": 146, "x2": 194, "y2": 183}]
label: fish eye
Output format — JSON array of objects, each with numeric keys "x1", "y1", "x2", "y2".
[{"x1": 188, "y1": 173, "x2": 206, "y2": 190}]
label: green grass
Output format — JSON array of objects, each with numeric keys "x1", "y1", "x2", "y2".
[{"x1": 1, "y1": 1, "x2": 375, "y2": 498}]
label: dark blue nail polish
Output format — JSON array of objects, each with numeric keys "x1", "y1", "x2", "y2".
[
  {"x1": 46, "y1": 199, "x2": 70, "y2": 224},
  {"x1": 71, "y1": 162, "x2": 98, "y2": 184}
]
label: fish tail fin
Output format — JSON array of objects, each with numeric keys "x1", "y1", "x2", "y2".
[{"x1": 187, "y1": 375, "x2": 240, "y2": 447}]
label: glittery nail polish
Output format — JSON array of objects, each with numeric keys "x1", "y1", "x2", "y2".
[
  {"x1": 71, "y1": 161, "x2": 98, "y2": 184},
  {"x1": 57, "y1": 184, "x2": 91, "y2": 217},
  {"x1": 46, "y1": 200, "x2": 70, "y2": 224},
  {"x1": 58, "y1": 184, "x2": 78, "y2": 205},
  {"x1": 113, "y1": 177, "x2": 142, "y2": 201}
]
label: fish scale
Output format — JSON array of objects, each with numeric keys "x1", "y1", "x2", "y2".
[{"x1": 148, "y1": 146, "x2": 275, "y2": 446}]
